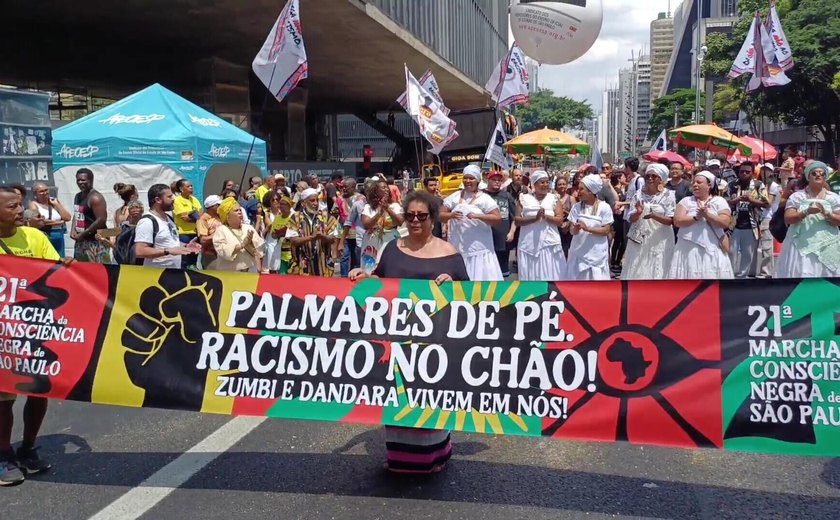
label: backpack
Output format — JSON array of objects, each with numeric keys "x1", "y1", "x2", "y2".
[
  {"x1": 768, "y1": 203, "x2": 788, "y2": 243},
  {"x1": 114, "y1": 214, "x2": 170, "y2": 265}
]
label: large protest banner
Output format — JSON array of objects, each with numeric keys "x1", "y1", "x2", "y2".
[{"x1": 1, "y1": 256, "x2": 839, "y2": 457}]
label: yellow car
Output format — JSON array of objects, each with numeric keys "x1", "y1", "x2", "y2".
[{"x1": 417, "y1": 163, "x2": 464, "y2": 197}]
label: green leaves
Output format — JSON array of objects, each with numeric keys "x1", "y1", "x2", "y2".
[
  {"x1": 515, "y1": 88, "x2": 594, "y2": 133},
  {"x1": 647, "y1": 88, "x2": 705, "y2": 140}
]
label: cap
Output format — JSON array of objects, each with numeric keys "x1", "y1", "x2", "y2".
[
  {"x1": 204, "y1": 195, "x2": 222, "y2": 208},
  {"x1": 274, "y1": 173, "x2": 286, "y2": 180},
  {"x1": 706, "y1": 159, "x2": 722, "y2": 168},
  {"x1": 761, "y1": 163, "x2": 775, "y2": 172},
  {"x1": 487, "y1": 170, "x2": 504, "y2": 179}
]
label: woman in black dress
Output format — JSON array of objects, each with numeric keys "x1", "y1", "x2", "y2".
[{"x1": 349, "y1": 190, "x2": 469, "y2": 474}]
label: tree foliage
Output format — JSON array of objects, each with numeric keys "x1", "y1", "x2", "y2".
[
  {"x1": 703, "y1": 0, "x2": 840, "y2": 160},
  {"x1": 515, "y1": 88, "x2": 594, "y2": 133},
  {"x1": 647, "y1": 88, "x2": 706, "y2": 139}
]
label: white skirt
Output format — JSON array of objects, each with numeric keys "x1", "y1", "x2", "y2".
[
  {"x1": 518, "y1": 245, "x2": 567, "y2": 281},
  {"x1": 774, "y1": 239, "x2": 839, "y2": 278},
  {"x1": 668, "y1": 239, "x2": 734, "y2": 280},
  {"x1": 566, "y1": 254, "x2": 610, "y2": 281},
  {"x1": 621, "y1": 228, "x2": 675, "y2": 280},
  {"x1": 464, "y1": 250, "x2": 504, "y2": 281}
]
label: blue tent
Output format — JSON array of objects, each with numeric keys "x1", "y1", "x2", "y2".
[{"x1": 52, "y1": 83, "x2": 266, "y2": 205}]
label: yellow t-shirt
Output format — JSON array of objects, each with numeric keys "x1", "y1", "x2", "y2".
[
  {"x1": 173, "y1": 195, "x2": 202, "y2": 235},
  {"x1": 255, "y1": 185, "x2": 270, "y2": 208},
  {"x1": 0, "y1": 226, "x2": 60, "y2": 261}
]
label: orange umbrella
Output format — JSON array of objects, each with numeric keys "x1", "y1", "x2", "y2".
[
  {"x1": 729, "y1": 136, "x2": 778, "y2": 163},
  {"x1": 668, "y1": 124, "x2": 752, "y2": 156},
  {"x1": 505, "y1": 127, "x2": 590, "y2": 155}
]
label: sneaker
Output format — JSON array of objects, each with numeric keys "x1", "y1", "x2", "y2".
[
  {"x1": 16, "y1": 446, "x2": 50, "y2": 475},
  {"x1": 0, "y1": 459, "x2": 24, "y2": 486}
]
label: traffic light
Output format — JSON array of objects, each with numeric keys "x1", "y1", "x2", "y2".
[{"x1": 363, "y1": 144, "x2": 373, "y2": 171}]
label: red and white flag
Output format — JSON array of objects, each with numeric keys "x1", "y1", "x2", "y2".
[
  {"x1": 485, "y1": 44, "x2": 530, "y2": 110},
  {"x1": 397, "y1": 69, "x2": 449, "y2": 115},
  {"x1": 404, "y1": 65, "x2": 458, "y2": 155},
  {"x1": 252, "y1": 0, "x2": 308, "y2": 104},
  {"x1": 765, "y1": 0, "x2": 794, "y2": 72},
  {"x1": 729, "y1": 12, "x2": 790, "y2": 92}
]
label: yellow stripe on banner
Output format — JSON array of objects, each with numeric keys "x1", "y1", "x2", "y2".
[
  {"x1": 455, "y1": 410, "x2": 467, "y2": 431},
  {"x1": 200, "y1": 370, "x2": 238, "y2": 415},
  {"x1": 471, "y1": 410, "x2": 487, "y2": 433},
  {"x1": 507, "y1": 413, "x2": 528, "y2": 433},
  {"x1": 435, "y1": 410, "x2": 451, "y2": 430},
  {"x1": 394, "y1": 405, "x2": 413, "y2": 422},
  {"x1": 430, "y1": 283, "x2": 448, "y2": 314},
  {"x1": 452, "y1": 282, "x2": 466, "y2": 302},
  {"x1": 415, "y1": 407, "x2": 435, "y2": 428},
  {"x1": 485, "y1": 282, "x2": 497, "y2": 302},
  {"x1": 471, "y1": 282, "x2": 482, "y2": 304},
  {"x1": 485, "y1": 414, "x2": 503, "y2": 434},
  {"x1": 499, "y1": 281, "x2": 520, "y2": 307}
]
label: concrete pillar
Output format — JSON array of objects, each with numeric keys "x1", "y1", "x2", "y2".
[{"x1": 286, "y1": 87, "x2": 308, "y2": 160}]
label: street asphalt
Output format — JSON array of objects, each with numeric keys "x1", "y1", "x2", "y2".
[{"x1": 4, "y1": 399, "x2": 840, "y2": 519}]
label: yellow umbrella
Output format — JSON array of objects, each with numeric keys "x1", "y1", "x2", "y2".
[
  {"x1": 668, "y1": 124, "x2": 752, "y2": 156},
  {"x1": 505, "y1": 127, "x2": 590, "y2": 155}
]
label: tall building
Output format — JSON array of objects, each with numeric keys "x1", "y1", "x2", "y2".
[
  {"x1": 650, "y1": 13, "x2": 674, "y2": 105},
  {"x1": 661, "y1": 0, "x2": 739, "y2": 99},
  {"x1": 526, "y1": 57, "x2": 541, "y2": 93},
  {"x1": 619, "y1": 68, "x2": 636, "y2": 154},
  {"x1": 601, "y1": 87, "x2": 620, "y2": 159},
  {"x1": 635, "y1": 56, "x2": 652, "y2": 148}
]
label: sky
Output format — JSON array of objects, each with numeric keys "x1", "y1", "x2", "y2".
[{"x1": 511, "y1": 0, "x2": 672, "y2": 112}]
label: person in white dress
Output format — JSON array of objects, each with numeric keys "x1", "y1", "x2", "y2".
[
  {"x1": 360, "y1": 179, "x2": 404, "y2": 274},
  {"x1": 515, "y1": 170, "x2": 567, "y2": 281},
  {"x1": 441, "y1": 164, "x2": 503, "y2": 281},
  {"x1": 775, "y1": 161, "x2": 840, "y2": 278},
  {"x1": 668, "y1": 170, "x2": 734, "y2": 279},
  {"x1": 567, "y1": 174, "x2": 614, "y2": 280},
  {"x1": 621, "y1": 164, "x2": 676, "y2": 280}
]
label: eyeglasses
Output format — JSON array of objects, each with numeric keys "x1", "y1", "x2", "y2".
[{"x1": 406, "y1": 212, "x2": 430, "y2": 222}]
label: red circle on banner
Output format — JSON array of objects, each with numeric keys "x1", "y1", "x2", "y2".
[{"x1": 597, "y1": 331, "x2": 659, "y2": 392}]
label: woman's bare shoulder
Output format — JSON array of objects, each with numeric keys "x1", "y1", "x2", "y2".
[{"x1": 433, "y1": 237, "x2": 458, "y2": 255}]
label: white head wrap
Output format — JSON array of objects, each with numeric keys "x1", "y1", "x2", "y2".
[
  {"x1": 696, "y1": 170, "x2": 716, "y2": 185},
  {"x1": 300, "y1": 188, "x2": 319, "y2": 201},
  {"x1": 463, "y1": 164, "x2": 481, "y2": 179},
  {"x1": 530, "y1": 170, "x2": 549, "y2": 184},
  {"x1": 581, "y1": 174, "x2": 604, "y2": 195},
  {"x1": 645, "y1": 163, "x2": 669, "y2": 182}
]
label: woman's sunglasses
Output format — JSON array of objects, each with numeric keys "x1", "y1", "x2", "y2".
[{"x1": 406, "y1": 212, "x2": 430, "y2": 222}]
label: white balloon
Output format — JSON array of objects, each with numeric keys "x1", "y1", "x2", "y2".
[{"x1": 510, "y1": 0, "x2": 604, "y2": 65}]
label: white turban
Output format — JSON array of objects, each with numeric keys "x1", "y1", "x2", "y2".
[
  {"x1": 581, "y1": 174, "x2": 604, "y2": 195},
  {"x1": 696, "y1": 170, "x2": 716, "y2": 185},
  {"x1": 463, "y1": 164, "x2": 481, "y2": 179},
  {"x1": 645, "y1": 163, "x2": 669, "y2": 182},
  {"x1": 530, "y1": 170, "x2": 549, "y2": 184},
  {"x1": 300, "y1": 188, "x2": 319, "y2": 201}
]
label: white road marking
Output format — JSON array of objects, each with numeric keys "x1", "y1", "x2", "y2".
[{"x1": 88, "y1": 416, "x2": 266, "y2": 520}]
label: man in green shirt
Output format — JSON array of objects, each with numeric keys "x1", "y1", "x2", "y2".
[{"x1": 0, "y1": 186, "x2": 63, "y2": 486}]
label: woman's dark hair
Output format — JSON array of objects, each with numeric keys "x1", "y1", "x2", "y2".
[
  {"x1": 402, "y1": 190, "x2": 440, "y2": 223},
  {"x1": 221, "y1": 188, "x2": 238, "y2": 199},
  {"x1": 262, "y1": 191, "x2": 279, "y2": 209},
  {"x1": 10, "y1": 183, "x2": 27, "y2": 198},
  {"x1": 175, "y1": 179, "x2": 190, "y2": 193},
  {"x1": 114, "y1": 183, "x2": 137, "y2": 205},
  {"x1": 584, "y1": 165, "x2": 598, "y2": 176}
]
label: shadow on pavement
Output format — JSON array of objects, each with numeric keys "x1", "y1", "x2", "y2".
[{"x1": 25, "y1": 434, "x2": 840, "y2": 520}]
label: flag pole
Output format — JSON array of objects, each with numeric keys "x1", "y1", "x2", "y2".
[{"x1": 237, "y1": 59, "x2": 281, "y2": 196}]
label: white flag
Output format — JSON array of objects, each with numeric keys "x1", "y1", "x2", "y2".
[
  {"x1": 485, "y1": 43, "x2": 530, "y2": 110},
  {"x1": 252, "y1": 0, "x2": 308, "y2": 104},
  {"x1": 484, "y1": 119, "x2": 512, "y2": 169},
  {"x1": 649, "y1": 130, "x2": 667, "y2": 152},
  {"x1": 766, "y1": 1, "x2": 794, "y2": 72},
  {"x1": 748, "y1": 14, "x2": 791, "y2": 92},
  {"x1": 397, "y1": 69, "x2": 449, "y2": 115},
  {"x1": 728, "y1": 15, "x2": 758, "y2": 79},
  {"x1": 404, "y1": 65, "x2": 459, "y2": 155}
]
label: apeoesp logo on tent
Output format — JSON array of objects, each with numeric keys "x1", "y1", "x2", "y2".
[
  {"x1": 56, "y1": 144, "x2": 100, "y2": 159},
  {"x1": 208, "y1": 144, "x2": 231, "y2": 158},
  {"x1": 99, "y1": 113, "x2": 165, "y2": 125}
]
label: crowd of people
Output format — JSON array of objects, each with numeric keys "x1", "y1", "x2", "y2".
[{"x1": 2, "y1": 150, "x2": 840, "y2": 483}]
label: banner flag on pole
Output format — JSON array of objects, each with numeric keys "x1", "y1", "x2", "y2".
[
  {"x1": 252, "y1": 0, "x2": 308, "y2": 104},
  {"x1": 729, "y1": 12, "x2": 790, "y2": 92},
  {"x1": 404, "y1": 65, "x2": 459, "y2": 155},
  {"x1": 650, "y1": 130, "x2": 667, "y2": 153},
  {"x1": 485, "y1": 43, "x2": 530, "y2": 110},
  {"x1": 397, "y1": 69, "x2": 449, "y2": 115},
  {"x1": 765, "y1": 0, "x2": 794, "y2": 72},
  {"x1": 484, "y1": 119, "x2": 513, "y2": 169}
]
